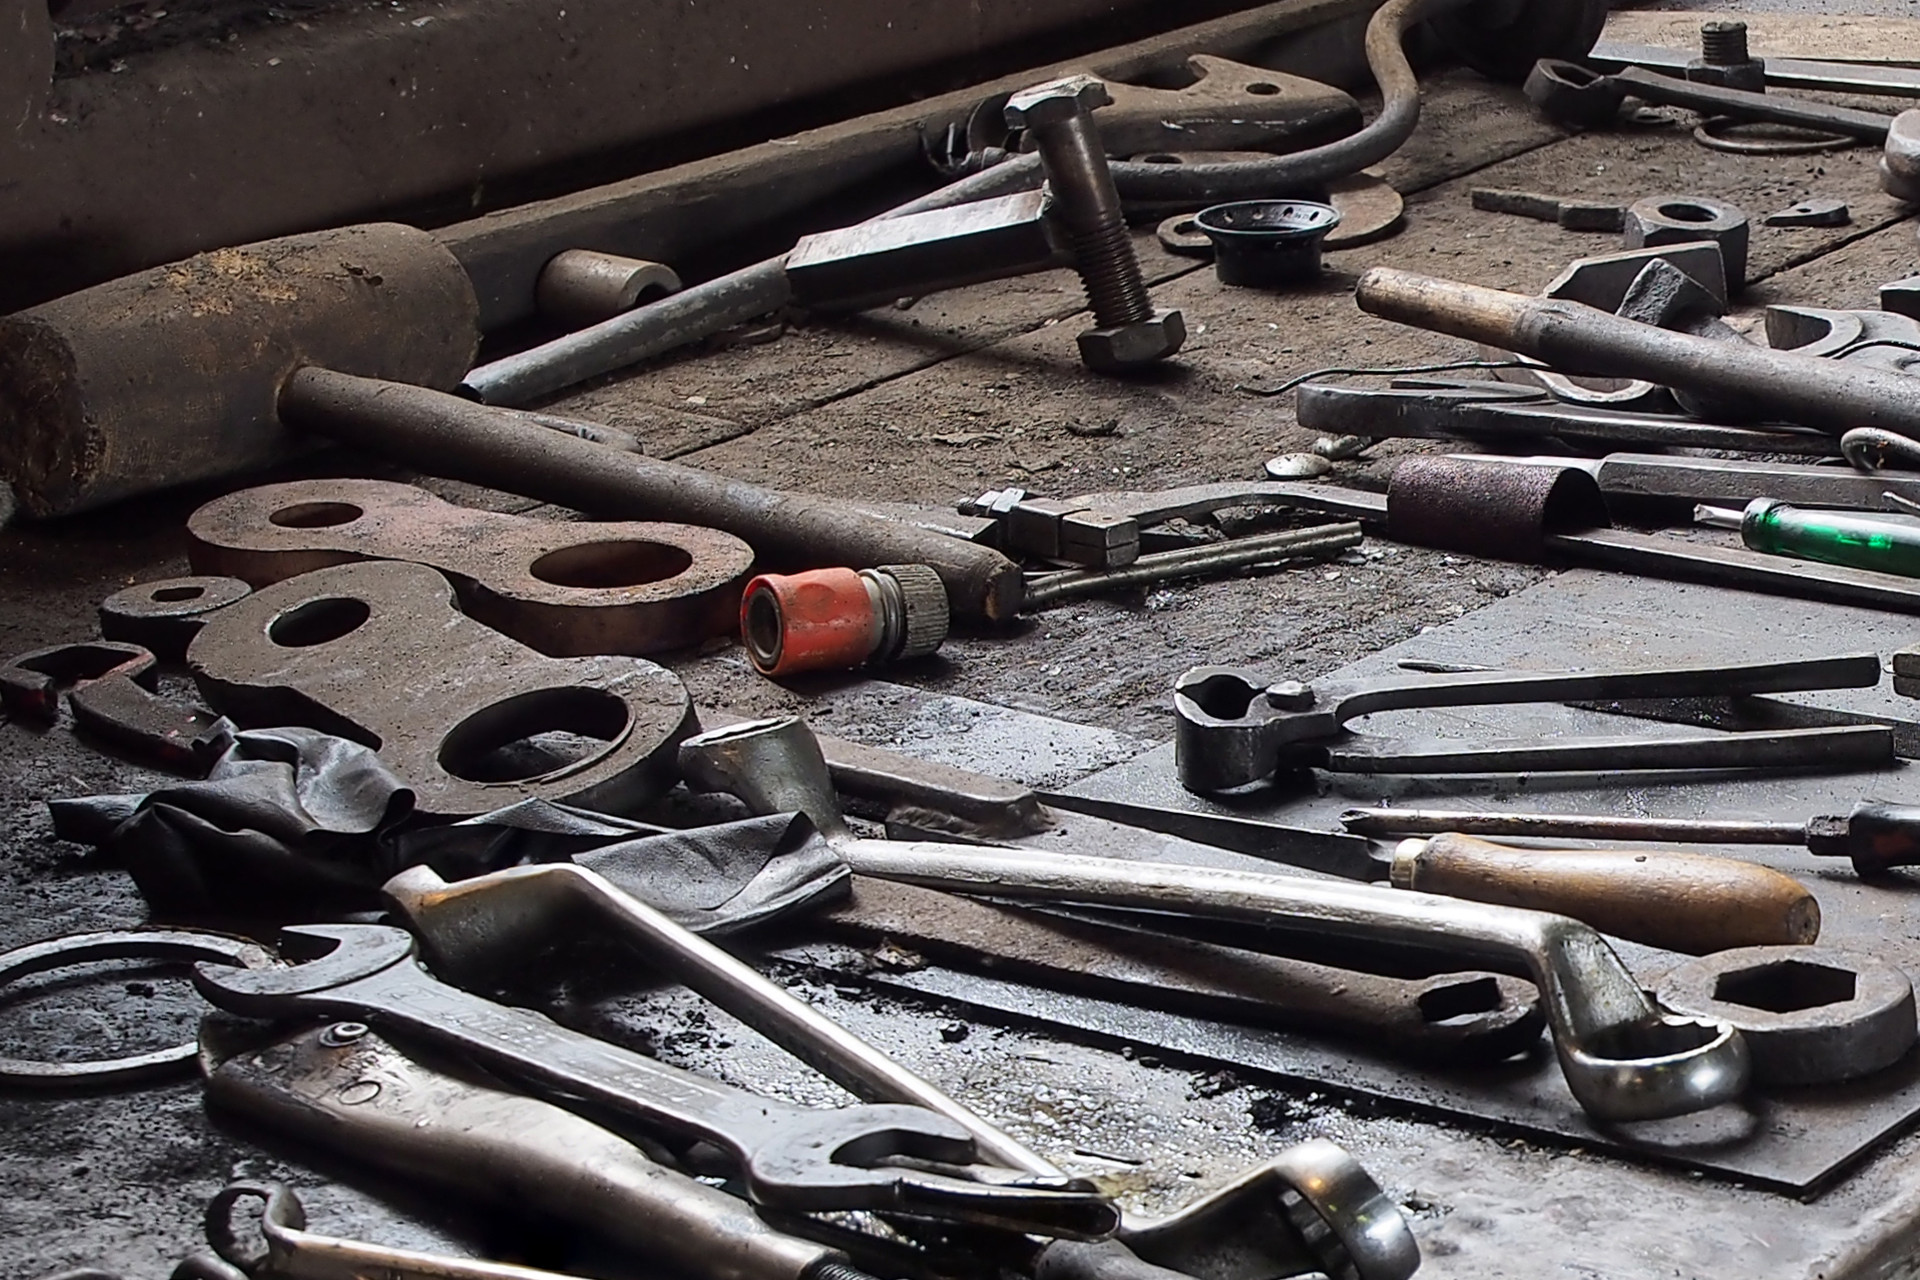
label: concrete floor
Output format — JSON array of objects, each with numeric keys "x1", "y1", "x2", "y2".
[{"x1": 5, "y1": 10, "x2": 1920, "y2": 1280}]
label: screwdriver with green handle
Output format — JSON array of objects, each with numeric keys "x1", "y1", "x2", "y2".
[{"x1": 1708, "y1": 498, "x2": 1920, "y2": 578}]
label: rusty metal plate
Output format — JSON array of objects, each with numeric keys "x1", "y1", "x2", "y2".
[
  {"x1": 187, "y1": 479, "x2": 753, "y2": 657},
  {"x1": 1091, "y1": 56, "x2": 1359, "y2": 157},
  {"x1": 187, "y1": 559, "x2": 694, "y2": 816}
]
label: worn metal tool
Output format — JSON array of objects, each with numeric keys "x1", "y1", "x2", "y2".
[
  {"x1": 1524, "y1": 59, "x2": 1896, "y2": 142},
  {"x1": 1342, "y1": 801, "x2": 1920, "y2": 878},
  {"x1": 678, "y1": 716, "x2": 1750, "y2": 1122},
  {"x1": 202, "y1": 1022, "x2": 878, "y2": 1280},
  {"x1": 816, "y1": 877, "x2": 1545, "y2": 1063},
  {"x1": 382, "y1": 861, "x2": 1420, "y2": 1280},
  {"x1": 1470, "y1": 188, "x2": 1625, "y2": 232},
  {"x1": 207, "y1": 1181, "x2": 602, "y2": 1280},
  {"x1": 1655, "y1": 946, "x2": 1916, "y2": 1086},
  {"x1": 1036, "y1": 797, "x2": 1817, "y2": 954},
  {"x1": 188, "y1": 479, "x2": 754, "y2": 657},
  {"x1": 2, "y1": 640, "x2": 234, "y2": 773},
  {"x1": 1172, "y1": 652, "x2": 1889, "y2": 791},
  {"x1": 193, "y1": 923, "x2": 1111, "y2": 1232},
  {"x1": 1021, "y1": 525, "x2": 1363, "y2": 610},
  {"x1": 189, "y1": 559, "x2": 694, "y2": 817},
  {"x1": 281, "y1": 370, "x2": 1024, "y2": 624},
  {"x1": 1355, "y1": 267, "x2": 1920, "y2": 438},
  {"x1": 0, "y1": 929, "x2": 270, "y2": 1086}
]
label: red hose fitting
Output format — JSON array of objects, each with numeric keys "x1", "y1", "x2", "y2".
[{"x1": 741, "y1": 565, "x2": 948, "y2": 677}]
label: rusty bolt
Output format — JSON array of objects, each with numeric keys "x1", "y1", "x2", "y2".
[{"x1": 1004, "y1": 75, "x2": 1184, "y2": 373}]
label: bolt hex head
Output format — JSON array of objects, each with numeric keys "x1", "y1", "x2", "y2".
[
  {"x1": 1005, "y1": 75, "x2": 1113, "y2": 130},
  {"x1": 1077, "y1": 310, "x2": 1186, "y2": 372}
]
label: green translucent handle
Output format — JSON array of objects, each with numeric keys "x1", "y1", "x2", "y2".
[{"x1": 1742, "y1": 498, "x2": 1920, "y2": 578}]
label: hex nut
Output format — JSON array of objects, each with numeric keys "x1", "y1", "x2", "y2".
[
  {"x1": 1684, "y1": 58, "x2": 1765, "y2": 94},
  {"x1": 1005, "y1": 75, "x2": 1112, "y2": 130},
  {"x1": 1076, "y1": 309, "x2": 1186, "y2": 372},
  {"x1": 1623, "y1": 195, "x2": 1750, "y2": 291}
]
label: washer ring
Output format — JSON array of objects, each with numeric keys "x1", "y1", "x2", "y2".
[
  {"x1": 1693, "y1": 116, "x2": 1856, "y2": 156},
  {"x1": 0, "y1": 929, "x2": 273, "y2": 1086}
]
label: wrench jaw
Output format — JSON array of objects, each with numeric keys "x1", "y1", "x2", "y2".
[
  {"x1": 746, "y1": 1107, "x2": 1119, "y2": 1239},
  {"x1": 1121, "y1": 1138, "x2": 1419, "y2": 1280},
  {"x1": 1559, "y1": 1016, "x2": 1751, "y2": 1124},
  {"x1": 1173, "y1": 668, "x2": 1338, "y2": 792},
  {"x1": 192, "y1": 924, "x2": 419, "y2": 1016}
]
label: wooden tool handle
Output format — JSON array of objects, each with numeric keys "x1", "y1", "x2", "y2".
[{"x1": 1394, "y1": 833, "x2": 1820, "y2": 954}]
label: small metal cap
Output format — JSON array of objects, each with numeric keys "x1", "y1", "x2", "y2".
[{"x1": 875, "y1": 565, "x2": 950, "y2": 660}]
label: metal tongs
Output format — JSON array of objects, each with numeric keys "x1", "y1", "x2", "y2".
[{"x1": 1173, "y1": 652, "x2": 1891, "y2": 791}]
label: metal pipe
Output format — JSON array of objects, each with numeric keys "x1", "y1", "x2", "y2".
[
  {"x1": 279, "y1": 368, "x2": 1026, "y2": 623},
  {"x1": 463, "y1": 162, "x2": 1040, "y2": 406},
  {"x1": 1355, "y1": 267, "x2": 1920, "y2": 439}
]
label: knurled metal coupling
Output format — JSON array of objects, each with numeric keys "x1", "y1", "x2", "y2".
[
  {"x1": 740, "y1": 564, "x2": 949, "y2": 678},
  {"x1": 1004, "y1": 74, "x2": 1185, "y2": 373}
]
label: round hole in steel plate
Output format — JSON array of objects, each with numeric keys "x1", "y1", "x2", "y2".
[
  {"x1": 1244, "y1": 82, "x2": 1281, "y2": 95},
  {"x1": 1138, "y1": 153, "x2": 1184, "y2": 165},
  {"x1": 530, "y1": 540, "x2": 695, "y2": 589},
  {"x1": 438, "y1": 686, "x2": 632, "y2": 783},
  {"x1": 267, "y1": 597, "x2": 372, "y2": 648},
  {"x1": 268, "y1": 502, "x2": 364, "y2": 528}
]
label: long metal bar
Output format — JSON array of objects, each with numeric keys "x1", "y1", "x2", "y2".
[
  {"x1": 1355, "y1": 268, "x2": 1920, "y2": 438},
  {"x1": 1589, "y1": 40, "x2": 1920, "y2": 99},
  {"x1": 1021, "y1": 523, "x2": 1362, "y2": 608},
  {"x1": 1591, "y1": 453, "x2": 1920, "y2": 510},
  {"x1": 279, "y1": 369, "x2": 1026, "y2": 623},
  {"x1": 1340, "y1": 806, "x2": 1806, "y2": 844}
]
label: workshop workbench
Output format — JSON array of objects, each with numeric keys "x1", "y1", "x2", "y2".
[{"x1": 5, "y1": 13, "x2": 1920, "y2": 1280}]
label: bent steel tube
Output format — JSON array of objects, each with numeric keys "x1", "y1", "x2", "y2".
[{"x1": 678, "y1": 716, "x2": 1751, "y2": 1123}]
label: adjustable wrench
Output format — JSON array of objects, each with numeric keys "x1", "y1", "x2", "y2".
[
  {"x1": 191, "y1": 924, "x2": 1111, "y2": 1234},
  {"x1": 678, "y1": 716, "x2": 1751, "y2": 1124}
]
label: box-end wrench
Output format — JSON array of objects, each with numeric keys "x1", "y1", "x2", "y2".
[
  {"x1": 677, "y1": 716, "x2": 1751, "y2": 1124},
  {"x1": 1525, "y1": 59, "x2": 1894, "y2": 141},
  {"x1": 190, "y1": 924, "x2": 1113, "y2": 1236}
]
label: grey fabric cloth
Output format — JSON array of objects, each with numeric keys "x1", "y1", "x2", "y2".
[{"x1": 50, "y1": 727, "x2": 846, "y2": 931}]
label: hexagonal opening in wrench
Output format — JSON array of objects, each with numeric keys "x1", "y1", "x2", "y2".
[
  {"x1": 438, "y1": 686, "x2": 633, "y2": 783},
  {"x1": 1416, "y1": 975, "x2": 1503, "y2": 1025},
  {"x1": 530, "y1": 540, "x2": 695, "y2": 589},
  {"x1": 268, "y1": 501, "x2": 364, "y2": 529},
  {"x1": 1714, "y1": 960, "x2": 1858, "y2": 1014}
]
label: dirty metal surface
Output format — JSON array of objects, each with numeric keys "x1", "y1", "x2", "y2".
[
  {"x1": 9, "y1": 54, "x2": 1920, "y2": 1280},
  {"x1": 188, "y1": 478, "x2": 753, "y2": 657}
]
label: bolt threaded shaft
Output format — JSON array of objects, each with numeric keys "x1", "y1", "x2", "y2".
[
  {"x1": 1069, "y1": 220, "x2": 1152, "y2": 328},
  {"x1": 1700, "y1": 20, "x2": 1750, "y2": 66},
  {"x1": 808, "y1": 1263, "x2": 882, "y2": 1280}
]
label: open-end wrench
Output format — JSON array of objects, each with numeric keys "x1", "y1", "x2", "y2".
[
  {"x1": 190, "y1": 924, "x2": 1112, "y2": 1235},
  {"x1": 678, "y1": 717, "x2": 1751, "y2": 1124}
]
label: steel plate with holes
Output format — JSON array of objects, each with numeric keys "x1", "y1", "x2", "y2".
[{"x1": 1043, "y1": 567, "x2": 1920, "y2": 1197}]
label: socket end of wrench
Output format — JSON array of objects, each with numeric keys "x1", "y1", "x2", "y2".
[{"x1": 1561, "y1": 1015, "x2": 1750, "y2": 1123}]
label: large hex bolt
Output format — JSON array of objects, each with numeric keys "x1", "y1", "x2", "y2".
[
  {"x1": 1622, "y1": 195, "x2": 1750, "y2": 293},
  {"x1": 1004, "y1": 76, "x2": 1185, "y2": 374},
  {"x1": 1686, "y1": 21, "x2": 1766, "y2": 94}
]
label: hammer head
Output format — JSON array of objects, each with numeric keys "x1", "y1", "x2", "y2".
[{"x1": 193, "y1": 923, "x2": 416, "y2": 1014}]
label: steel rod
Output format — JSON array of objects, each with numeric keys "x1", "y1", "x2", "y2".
[{"x1": 1341, "y1": 806, "x2": 1808, "y2": 844}]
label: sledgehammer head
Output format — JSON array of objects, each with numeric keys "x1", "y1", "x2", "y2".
[{"x1": 0, "y1": 223, "x2": 479, "y2": 519}]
